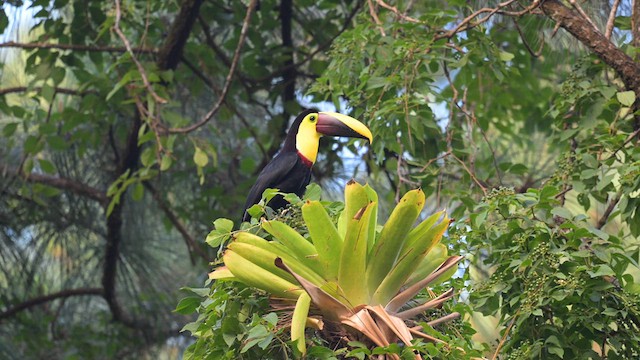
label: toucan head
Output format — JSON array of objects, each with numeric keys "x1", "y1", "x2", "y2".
[{"x1": 285, "y1": 109, "x2": 373, "y2": 164}]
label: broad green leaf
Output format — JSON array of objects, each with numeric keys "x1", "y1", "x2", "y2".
[
  {"x1": 338, "y1": 202, "x2": 376, "y2": 305},
  {"x1": 302, "y1": 200, "x2": 343, "y2": 281},
  {"x1": 499, "y1": 51, "x2": 514, "y2": 62},
  {"x1": 616, "y1": 90, "x2": 636, "y2": 106},
  {"x1": 193, "y1": 146, "x2": 208, "y2": 167}
]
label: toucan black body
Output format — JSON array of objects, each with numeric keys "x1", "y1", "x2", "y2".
[{"x1": 242, "y1": 109, "x2": 372, "y2": 221}]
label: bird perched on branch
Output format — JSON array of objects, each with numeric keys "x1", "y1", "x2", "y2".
[{"x1": 242, "y1": 109, "x2": 372, "y2": 221}]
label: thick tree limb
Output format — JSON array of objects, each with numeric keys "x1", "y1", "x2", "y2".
[
  {"x1": 100, "y1": 0, "x2": 207, "y2": 327},
  {"x1": 0, "y1": 164, "x2": 107, "y2": 204},
  {"x1": 0, "y1": 41, "x2": 156, "y2": 53},
  {"x1": 103, "y1": 114, "x2": 143, "y2": 328},
  {"x1": 541, "y1": 0, "x2": 640, "y2": 94},
  {"x1": 279, "y1": 0, "x2": 297, "y2": 139},
  {"x1": 0, "y1": 288, "x2": 104, "y2": 321},
  {"x1": 157, "y1": 0, "x2": 204, "y2": 71}
]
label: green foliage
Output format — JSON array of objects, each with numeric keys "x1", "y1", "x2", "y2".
[
  {"x1": 183, "y1": 184, "x2": 479, "y2": 358},
  {"x1": 4, "y1": 0, "x2": 640, "y2": 358},
  {"x1": 181, "y1": 281, "x2": 293, "y2": 360},
  {"x1": 1, "y1": 0, "x2": 364, "y2": 357},
  {"x1": 461, "y1": 185, "x2": 640, "y2": 358}
]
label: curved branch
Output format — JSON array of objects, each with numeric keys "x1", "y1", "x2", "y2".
[
  {"x1": 168, "y1": 0, "x2": 258, "y2": 134},
  {"x1": 0, "y1": 164, "x2": 107, "y2": 204},
  {"x1": 144, "y1": 182, "x2": 210, "y2": 263},
  {"x1": 0, "y1": 288, "x2": 104, "y2": 321},
  {"x1": 434, "y1": 0, "x2": 540, "y2": 41}
]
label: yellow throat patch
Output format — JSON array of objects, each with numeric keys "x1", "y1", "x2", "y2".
[{"x1": 295, "y1": 112, "x2": 321, "y2": 164}]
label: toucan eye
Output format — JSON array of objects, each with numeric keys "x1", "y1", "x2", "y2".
[{"x1": 309, "y1": 115, "x2": 316, "y2": 122}]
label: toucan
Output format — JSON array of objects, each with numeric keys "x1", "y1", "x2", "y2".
[{"x1": 242, "y1": 109, "x2": 372, "y2": 221}]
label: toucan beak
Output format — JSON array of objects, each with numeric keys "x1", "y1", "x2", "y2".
[{"x1": 316, "y1": 112, "x2": 373, "y2": 143}]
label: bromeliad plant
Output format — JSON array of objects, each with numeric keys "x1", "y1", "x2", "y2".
[{"x1": 210, "y1": 181, "x2": 463, "y2": 357}]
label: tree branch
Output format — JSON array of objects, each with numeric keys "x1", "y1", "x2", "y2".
[
  {"x1": 144, "y1": 182, "x2": 210, "y2": 263},
  {"x1": 605, "y1": 0, "x2": 622, "y2": 40},
  {"x1": 113, "y1": 0, "x2": 167, "y2": 104},
  {"x1": 541, "y1": 0, "x2": 640, "y2": 94},
  {"x1": 168, "y1": 0, "x2": 258, "y2": 134},
  {"x1": 0, "y1": 41, "x2": 156, "y2": 53},
  {"x1": 103, "y1": 114, "x2": 142, "y2": 328},
  {"x1": 0, "y1": 86, "x2": 97, "y2": 96},
  {"x1": 376, "y1": 0, "x2": 420, "y2": 23},
  {"x1": 0, "y1": 164, "x2": 107, "y2": 204},
  {"x1": 279, "y1": 0, "x2": 297, "y2": 138},
  {"x1": 434, "y1": 0, "x2": 540, "y2": 41},
  {"x1": 250, "y1": 0, "x2": 363, "y2": 84},
  {"x1": 157, "y1": 0, "x2": 204, "y2": 71},
  {"x1": 100, "y1": 0, "x2": 207, "y2": 327},
  {"x1": 0, "y1": 288, "x2": 103, "y2": 321},
  {"x1": 596, "y1": 192, "x2": 621, "y2": 229}
]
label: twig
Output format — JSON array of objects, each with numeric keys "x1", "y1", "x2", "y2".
[
  {"x1": 607, "y1": 127, "x2": 640, "y2": 160},
  {"x1": 168, "y1": 0, "x2": 258, "y2": 134},
  {"x1": 251, "y1": 0, "x2": 363, "y2": 84},
  {"x1": 491, "y1": 310, "x2": 520, "y2": 360},
  {"x1": 145, "y1": 182, "x2": 210, "y2": 263},
  {"x1": 0, "y1": 41, "x2": 156, "y2": 53},
  {"x1": 434, "y1": 0, "x2": 541, "y2": 40},
  {"x1": 418, "y1": 151, "x2": 451, "y2": 172},
  {"x1": 478, "y1": 123, "x2": 503, "y2": 185},
  {"x1": 568, "y1": 0, "x2": 599, "y2": 32},
  {"x1": 452, "y1": 154, "x2": 487, "y2": 194},
  {"x1": 113, "y1": 0, "x2": 167, "y2": 104},
  {"x1": 376, "y1": 0, "x2": 421, "y2": 23},
  {"x1": 596, "y1": 192, "x2": 621, "y2": 229},
  {"x1": 426, "y1": 312, "x2": 460, "y2": 327},
  {"x1": 513, "y1": 18, "x2": 544, "y2": 57},
  {"x1": 367, "y1": 0, "x2": 386, "y2": 36},
  {"x1": 605, "y1": 0, "x2": 622, "y2": 40},
  {"x1": 178, "y1": 56, "x2": 268, "y2": 161}
]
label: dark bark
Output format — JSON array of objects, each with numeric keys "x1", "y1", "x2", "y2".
[
  {"x1": 101, "y1": 0, "x2": 204, "y2": 326},
  {"x1": 102, "y1": 113, "x2": 142, "y2": 327},
  {"x1": 632, "y1": 0, "x2": 640, "y2": 134},
  {"x1": 0, "y1": 86, "x2": 96, "y2": 96},
  {"x1": 144, "y1": 182, "x2": 210, "y2": 263},
  {"x1": 0, "y1": 41, "x2": 156, "y2": 53},
  {"x1": 0, "y1": 288, "x2": 103, "y2": 321},
  {"x1": 157, "y1": 0, "x2": 204, "y2": 71},
  {"x1": 541, "y1": 0, "x2": 640, "y2": 94},
  {"x1": 0, "y1": 164, "x2": 107, "y2": 204},
  {"x1": 278, "y1": 0, "x2": 297, "y2": 149}
]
